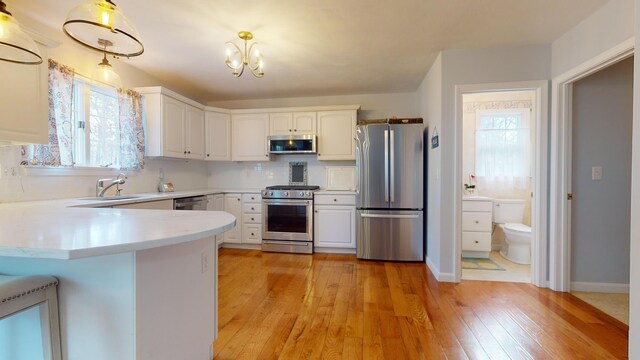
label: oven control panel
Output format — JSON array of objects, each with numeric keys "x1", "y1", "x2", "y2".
[{"x1": 262, "y1": 190, "x2": 314, "y2": 199}]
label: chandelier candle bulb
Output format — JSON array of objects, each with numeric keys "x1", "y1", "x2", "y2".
[{"x1": 224, "y1": 30, "x2": 264, "y2": 78}]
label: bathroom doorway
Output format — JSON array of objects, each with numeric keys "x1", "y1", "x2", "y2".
[{"x1": 456, "y1": 85, "x2": 546, "y2": 284}]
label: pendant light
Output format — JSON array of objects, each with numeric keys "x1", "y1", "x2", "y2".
[
  {"x1": 63, "y1": 0, "x2": 143, "y2": 58},
  {"x1": 0, "y1": 0, "x2": 43, "y2": 64},
  {"x1": 91, "y1": 40, "x2": 121, "y2": 88},
  {"x1": 225, "y1": 31, "x2": 264, "y2": 78}
]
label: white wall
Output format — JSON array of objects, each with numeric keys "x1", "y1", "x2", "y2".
[
  {"x1": 208, "y1": 92, "x2": 419, "y2": 120},
  {"x1": 629, "y1": 0, "x2": 640, "y2": 355},
  {"x1": 431, "y1": 45, "x2": 551, "y2": 278},
  {"x1": 552, "y1": 0, "x2": 634, "y2": 77},
  {"x1": 417, "y1": 53, "x2": 442, "y2": 276},
  {"x1": 571, "y1": 57, "x2": 633, "y2": 285}
]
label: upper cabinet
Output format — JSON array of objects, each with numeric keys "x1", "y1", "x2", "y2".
[
  {"x1": 0, "y1": 47, "x2": 48, "y2": 145},
  {"x1": 138, "y1": 88, "x2": 206, "y2": 160},
  {"x1": 205, "y1": 112, "x2": 231, "y2": 161},
  {"x1": 317, "y1": 110, "x2": 357, "y2": 160},
  {"x1": 231, "y1": 113, "x2": 270, "y2": 161},
  {"x1": 269, "y1": 112, "x2": 317, "y2": 135}
]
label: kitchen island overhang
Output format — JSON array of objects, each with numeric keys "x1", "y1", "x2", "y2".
[{"x1": 0, "y1": 204, "x2": 235, "y2": 360}]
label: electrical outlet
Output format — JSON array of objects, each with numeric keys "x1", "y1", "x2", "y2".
[
  {"x1": 592, "y1": 166, "x2": 603, "y2": 180},
  {"x1": 201, "y1": 252, "x2": 209, "y2": 274}
]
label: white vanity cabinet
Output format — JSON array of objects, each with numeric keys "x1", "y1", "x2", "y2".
[
  {"x1": 314, "y1": 193, "x2": 356, "y2": 251},
  {"x1": 231, "y1": 113, "x2": 270, "y2": 161},
  {"x1": 241, "y1": 193, "x2": 262, "y2": 245},
  {"x1": 461, "y1": 199, "x2": 493, "y2": 258},
  {"x1": 317, "y1": 110, "x2": 357, "y2": 160},
  {"x1": 207, "y1": 194, "x2": 226, "y2": 246}
]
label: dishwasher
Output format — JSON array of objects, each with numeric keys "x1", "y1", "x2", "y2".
[{"x1": 173, "y1": 196, "x2": 209, "y2": 210}]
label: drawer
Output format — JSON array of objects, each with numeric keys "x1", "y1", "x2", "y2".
[
  {"x1": 243, "y1": 203, "x2": 261, "y2": 213},
  {"x1": 242, "y1": 224, "x2": 262, "y2": 244},
  {"x1": 462, "y1": 212, "x2": 492, "y2": 231},
  {"x1": 314, "y1": 194, "x2": 356, "y2": 206},
  {"x1": 462, "y1": 200, "x2": 492, "y2": 212},
  {"x1": 462, "y1": 232, "x2": 491, "y2": 252},
  {"x1": 242, "y1": 193, "x2": 261, "y2": 203},
  {"x1": 243, "y1": 213, "x2": 262, "y2": 224}
]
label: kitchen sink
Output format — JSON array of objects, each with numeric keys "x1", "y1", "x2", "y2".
[{"x1": 78, "y1": 195, "x2": 144, "y2": 201}]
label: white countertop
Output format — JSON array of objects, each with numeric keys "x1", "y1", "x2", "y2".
[
  {"x1": 462, "y1": 195, "x2": 493, "y2": 201},
  {"x1": 315, "y1": 189, "x2": 357, "y2": 195},
  {"x1": 0, "y1": 189, "x2": 238, "y2": 260}
]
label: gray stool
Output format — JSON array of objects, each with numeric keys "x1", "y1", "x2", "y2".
[{"x1": 0, "y1": 275, "x2": 62, "y2": 360}]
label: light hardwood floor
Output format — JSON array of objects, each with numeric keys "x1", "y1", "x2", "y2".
[{"x1": 214, "y1": 249, "x2": 629, "y2": 359}]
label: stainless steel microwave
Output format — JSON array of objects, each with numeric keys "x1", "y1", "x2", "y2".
[{"x1": 268, "y1": 135, "x2": 317, "y2": 154}]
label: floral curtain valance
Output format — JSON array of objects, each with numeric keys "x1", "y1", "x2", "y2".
[
  {"x1": 23, "y1": 59, "x2": 75, "y2": 166},
  {"x1": 118, "y1": 89, "x2": 145, "y2": 170}
]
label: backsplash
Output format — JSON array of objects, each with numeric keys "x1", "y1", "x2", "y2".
[
  {"x1": 0, "y1": 147, "x2": 209, "y2": 203},
  {"x1": 207, "y1": 155, "x2": 355, "y2": 190}
]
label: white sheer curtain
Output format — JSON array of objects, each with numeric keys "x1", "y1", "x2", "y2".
[{"x1": 475, "y1": 108, "x2": 531, "y2": 189}]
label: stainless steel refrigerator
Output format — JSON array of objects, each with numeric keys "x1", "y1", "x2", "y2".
[{"x1": 356, "y1": 118, "x2": 424, "y2": 261}]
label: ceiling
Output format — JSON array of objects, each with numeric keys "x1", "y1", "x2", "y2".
[{"x1": 15, "y1": 0, "x2": 608, "y2": 102}]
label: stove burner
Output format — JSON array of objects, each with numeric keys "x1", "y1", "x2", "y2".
[{"x1": 262, "y1": 185, "x2": 319, "y2": 199}]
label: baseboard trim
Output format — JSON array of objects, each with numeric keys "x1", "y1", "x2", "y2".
[
  {"x1": 571, "y1": 281, "x2": 630, "y2": 293},
  {"x1": 314, "y1": 247, "x2": 356, "y2": 254},
  {"x1": 426, "y1": 256, "x2": 456, "y2": 282},
  {"x1": 220, "y1": 243, "x2": 261, "y2": 250}
]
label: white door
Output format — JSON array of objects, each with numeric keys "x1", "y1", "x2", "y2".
[
  {"x1": 223, "y1": 194, "x2": 242, "y2": 244},
  {"x1": 269, "y1": 113, "x2": 293, "y2": 136},
  {"x1": 317, "y1": 110, "x2": 356, "y2": 160},
  {"x1": 205, "y1": 112, "x2": 231, "y2": 161},
  {"x1": 293, "y1": 112, "x2": 317, "y2": 134},
  {"x1": 231, "y1": 114, "x2": 270, "y2": 161},
  {"x1": 162, "y1": 95, "x2": 186, "y2": 158},
  {"x1": 186, "y1": 105, "x2": 206, "y2": 159}
]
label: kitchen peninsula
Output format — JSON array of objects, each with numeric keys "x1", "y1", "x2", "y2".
[{"x1": 0, "y1": 198, "x2": 235, "y2": 360}]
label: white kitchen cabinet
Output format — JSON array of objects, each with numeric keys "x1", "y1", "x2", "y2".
[
  {"x1": 241, "y1": 193, "x2": 262, "y2": 245},
  {"x1": 0, "y1": 47, "x2": 48, "y2": 145},
  {"x1": 112, "y1": 199, "x2": 174, "y2": 210},
  {"x1": 185, "y1": 105, "x2": 206, "y2": 160},
  {"x1": 223, "y1": 194, "x2": 243, "y2": 244},
  {"x1": 205, "y1": 112, "x2": 231, "y2": 161},
  {"x1": 461, "y1": 200, "x2": 493, "y2": 258},
  {"x1": 207, "y1": 194, "x2": 225, "y2": 246},
  {"x1": 317, "y1": 110, "x2": 357, "y2": 160},
  {"x1": 269, "y1": 112, "x2": 317, "y2": 135},
  {"x1": 137, "y1": 89, "x2": 206, "y2": 159},
  {"x1": 231, "y1": 113, "x2": 270, "y2": 161},
  {"x1": 314, "y1": 194, "x2": 356, "y2": 249}
]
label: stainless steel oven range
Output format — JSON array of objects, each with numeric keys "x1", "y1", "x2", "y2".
[{"x1": 261, "y1": 185, "x2": 320, "y2": 254}]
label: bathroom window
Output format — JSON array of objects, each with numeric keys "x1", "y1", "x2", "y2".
[{"x1": 475, "y1": 108, "x2": 531, "y2": 180}]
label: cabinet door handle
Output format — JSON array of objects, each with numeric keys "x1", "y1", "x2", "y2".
[
  {"x1": 475, "y1": 240, "x2": 479, "y2": 244},
  {"x1": 251, "y1": 207, "x2": 255, "y2": 210},
  {"x1": 207, "y1": 154, "x2": 210, "y2": 157},
  {"x1": 251, "y1": 197, "x2": 255, "y2": 200},
  {"x1": 251, "y1": 232, "x2": 255, "y2": 236},
  {"x1": 333, "y1": 198, "x2": 337, "y2": 202},
  {"x1": 475, "y1": 220, "x2": 479, "y2": 224},
  {"x1": 289, "y1": 129, "x2": 292, "y2": 132},
  {"x1": 188, "y1": 151, "x2": 191, "y2": 154},
  {"x1": 294, "y1": 129, "x2": 297, "y2": 132},
  {"x1": 237, "y1": 198, "x2": 240, "y2": 201},
  {"x1": 265, "y1": 154, "x2": 269, "y2": 157},
  {"x1": 251, "y1": 217, "x2": 255, "y2": 221},
  {"x1": 183, "y1": 151, "x2": 187, "y2": 154}
]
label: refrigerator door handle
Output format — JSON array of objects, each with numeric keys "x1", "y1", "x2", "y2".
[
  {"x1": 390, "y1": 129, "x2": 395, "y2": 203},
  {"x1": 384, "y1": 129, "x2": 389, "y2": 202},
  {"x1": 360, "y1": 213, "x2": 420, "y2": 219}
]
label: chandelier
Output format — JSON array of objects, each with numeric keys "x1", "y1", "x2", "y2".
[
  {"x1": 0, "y1": 0, "x2": 42, "y2": 64},
  {"x1": 63, "y1": 0, "x2": 143, "y2": 58},
  {"x1": 225, "y1": 31, "x2": 264, "y2": 78}
]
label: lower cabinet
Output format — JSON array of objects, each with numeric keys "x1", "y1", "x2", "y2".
[
  {"x1": 223, "y1": 194, "x2": 242, "y2": 244},
  {"x1": 207, "y1": 194, "x2": 225, "y2": 246},
  {"x1": 241, "y1": 193, "x2": 262, "y2": 245},
  {"x1": 314, "y1": 194, "x2": 356, "y2": 250},
  {"x1": 461, "y1": 200, "x2": 493, "y2": 258}
]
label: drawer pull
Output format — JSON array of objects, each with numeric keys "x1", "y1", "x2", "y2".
[
  {"x1": 251, "y1": 233, "x2": 255, "y2": 236},
  {"x1": 475, "y1": 240, "x2": 479, "y2": 244},
  {"x1": 251, "y1": 217, "x2": 255, "y2": 221},
  {"x1": 475, "y1": 220, "x2": 479, "y2": 224},
  {"x1": 251, "y1": 207, "x2": 255, "y2": 210},
  {"x1": 333, "y1": 198, "x2": 337, "y2": 202}
]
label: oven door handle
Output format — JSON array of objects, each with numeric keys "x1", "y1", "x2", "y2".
[
  {"x1": 263, "y1": 240, "x2": 311, "y2": 247},
  {"x1": 262, "y1": 200, "x2": 311, "y2": 206}
]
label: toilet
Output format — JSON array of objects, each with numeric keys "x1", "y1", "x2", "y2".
[{"x1": 493, "y1": 199, "x2": 531, "y2": 264}]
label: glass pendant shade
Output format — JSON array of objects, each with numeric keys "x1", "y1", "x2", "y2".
[
  {"x1": 0, "y1": 1, "x2": 42, "y2": 64},
  {"x1": 91, "y1": 53, "x2": 122, "y2": 88},
  {"x1": 63, "y1": 0, "x2": 143, "y2": 57}
]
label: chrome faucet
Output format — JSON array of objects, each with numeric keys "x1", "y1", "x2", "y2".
[{"x1": 96, "y1": 173, "x2": 127, "y2": 197}]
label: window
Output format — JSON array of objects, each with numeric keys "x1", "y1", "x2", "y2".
[
  {"x1": 475, "y1": 108, "x2": 531, "y2": 178},
  {"x1": 73, "y1": 78, "x2": 121, "y2": 168}
]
